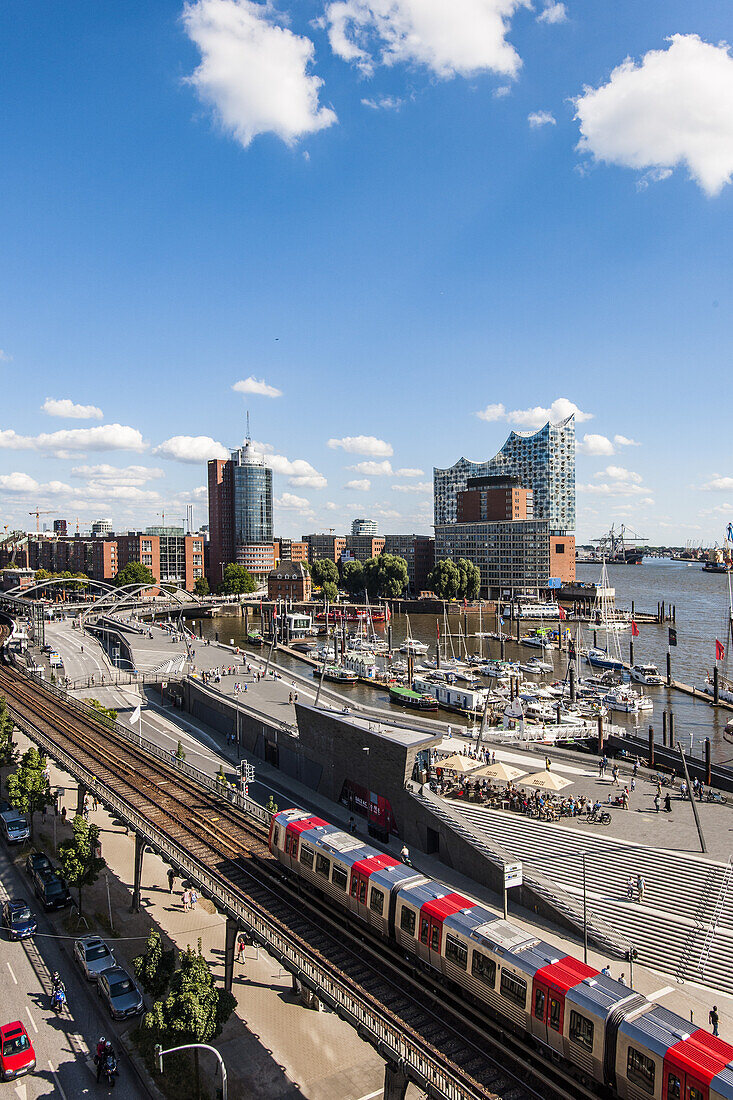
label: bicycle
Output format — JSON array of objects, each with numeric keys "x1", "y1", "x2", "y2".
[
  {"x1": 706, "y1": 791, "x2": 728, "y2": 804},
  {"x1": 588, "y1": 808, "x2": 612, "y2": 825}
]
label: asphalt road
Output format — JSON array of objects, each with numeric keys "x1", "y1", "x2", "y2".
[{"x1": 0, "y1": 840, "x2": 148, "y2": 1100}]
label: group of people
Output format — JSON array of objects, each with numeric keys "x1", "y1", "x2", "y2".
[{"x1": 95, "y1": 1036, "x2": 118, "y2": 1083}]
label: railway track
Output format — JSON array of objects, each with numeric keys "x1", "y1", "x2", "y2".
[{"x1": 0, "y1": 649, "x2": 599, "y2": 1100}]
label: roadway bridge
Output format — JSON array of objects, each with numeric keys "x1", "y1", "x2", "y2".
[{"x1": 0, "y1": 654, "x2": 585, "y2": 1100}]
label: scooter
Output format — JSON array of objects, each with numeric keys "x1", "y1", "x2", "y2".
[
  {"x1": 51, "y1": 985, "x2": 66, "y2": 1013},
  {"x1": 101, "y1": 1052, "x2": 119, "y2": 1087}
]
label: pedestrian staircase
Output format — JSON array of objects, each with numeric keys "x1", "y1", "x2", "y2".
[{"x1": 444, "y1": 799, "x2": 733, "y2": 994}]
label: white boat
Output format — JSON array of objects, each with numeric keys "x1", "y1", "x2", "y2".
[
  {"x1": 630, "y1": 663, "x2": 664, "y2": 685},
  {"x1": 603, "y1": 686, "x2": 653, "y2": 713},
  {"x1": 503, "y1": 601, "x2": 564, "y2": 620},
  {"x1": 400, "y1": 636, "x2": 429, "y2": 656},
  {"x1": 520, "y1": 632, "x2": 555, "y2": 650},
  {"x1": 586, "y1": 647, "x2": 624, "y2": 672},
  {"x1": 520, "y1": 658, "x2": 554, "y2": 674},
  {"x1": 696, "y1": 676, "x2": 733, "y2": 705},
  {"x1": 412, "y1": 675, "x2": 491, "y2": 716}
]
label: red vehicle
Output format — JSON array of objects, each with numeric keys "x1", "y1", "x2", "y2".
[{"x1": 0, "y1": 1021, "x2": 35, "y2": 1081}]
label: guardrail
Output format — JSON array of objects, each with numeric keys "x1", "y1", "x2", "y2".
[{"x1": 9, "y1": 709, "x2": 487, "y2": 1100}]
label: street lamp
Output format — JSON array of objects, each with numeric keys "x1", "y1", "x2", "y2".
[{"x1": 155, "y1": 1043, "x2": 227, "y2": 1100}]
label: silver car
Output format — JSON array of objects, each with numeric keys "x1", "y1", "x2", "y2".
[
  {"x1": 74, "y1": 936, "x2": 116, "y2": 981},
  {"x1": 97, "y1": 967, "x2": 144, "y2": 1020}
]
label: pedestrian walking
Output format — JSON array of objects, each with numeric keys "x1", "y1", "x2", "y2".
[
  {"x1": 630, "y1": 777, "x2": 636, "y2": 793},
  {"x1": 710, "y1": 1005, "x2": 720, "y2": 1037},
  {"x1": 545, "y1": 756, "x2": 551, "y2": 771},
  {"x1": 190, "y1": 888, "x2": 198, "y2": 910},
  {"x1": 182, "y1": 889, "x2": 191, "y2": 911},
  {"x1": 237, "y1": 934, "x2": 246, "y2": 963},
  {"x1": 622, "y1": 787, "x2": 629, "y2": 810},
  {"x1": 598, "y1": 760, "x2": 604, "y2": 778},
  {"x1": 626, "y1": 875, "x2": 635, "y2": 900},
  {"x1": 289, "y1": 692, "x2": 293, "y2": 704},
  {"x1": 601, "y1": 964, "x2": 611, "y2": 977},
  {"x1": 633, "y1": 760, "x2": 638, "y2": 778},
  {"x1": 167, "y1": 868, "x2": 175, "y2": 893},
  {"x1": 618, "y1": 973, "x2": 627, "y2": 986},
  {"x1": 612, "y1": 765, "x2": 620, "y2": 787},
  {"x1": 654, "y1": 793, "x2": 660, "y2": 812},
  {"x1": 637, "y1": 874, "x2": 646, "y2": 902},
  {"x1": 664, "y1": 792, "x2": 672, "y2": 813}
]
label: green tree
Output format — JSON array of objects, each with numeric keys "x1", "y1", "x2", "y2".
[
  {"x1": 0, "y1": 697, "x2": 16, "y2": 769},
  {"x1": 193, "y1": 576, "x2": 210, "y2": 597},
  {"x1": 363, "y1": 554, "x2": 409, "y2": 599},
  {"x1": 430, "y1": 559, "x2": 461, "y2": 600},
  {"x1": 5, "y1": 747, "x2": 51, "y2": 838},
  {"x1": 86, "y1": 698, "x2": 118, "y2": 728},
  {"x1": 457, "y1": 558, "x2": 481, "y2": 600},
  {"x1": 133, "y1": 928, "x2": 175, "y2": 1000},
  {"x1": 57, "y1": 816, "x2": 106, "y2": 914},
  {"x1": 142, "y1": 942, "x2": 236, "y2": 1097},
  {"x1": 221, "y1": 563, "x2": 256, "y2": 595},
  {"x1": 175, "y1": 740, "x2": 186, "y2": 761},
  {"x1": 115, "y1": 561, "x2": 157, "y2": 588},
  {"x1": 311, "y1": 558, "x2": 339, "y2": 589},
  {"x1": 320, "y1": 580, "x2": 338, "y2": 603},
  {"x1": 341, "y1": 559, "x2": 365, "y2": 596}
]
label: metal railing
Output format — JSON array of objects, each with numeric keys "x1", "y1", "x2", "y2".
[{"x1": 10, "y1": 708, "x2": 488, "y2": 1100}]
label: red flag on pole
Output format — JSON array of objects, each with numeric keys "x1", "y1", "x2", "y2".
[
  {"x1": 716, "y1": 639, "x2": 725, "y2": 661},
  {"x1": 436, "y1": 619, "x2": 441, "y2": 639},
  {"x1": 557, "y1": 605, "x2": 566, "y2": 621},
  {"x1": 631, "y1": 621, "x2": 639, "y2": 637}
]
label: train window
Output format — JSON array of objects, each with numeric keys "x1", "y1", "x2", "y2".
[
  {"x1": 430, "y1": 924, "x2": 441, "y2": 952},
  {"x1": 400, "y1": 907, "x2": 416, "y2": 936},
  {"x1": 369, "y1": 888, "x2": 384, "y2": 916},
  {"x1": 569, "y1": 1011, "x2": 593, "y2": 1052},
  {"x1": 420, "y1": 918, "x2": 429, "y2": 945},
  {"x1": 627, "y1": 1047, "x2": 655, "y2": 1094},
  {"x1": 666, "y1": 1075, "x2": 681, "y2": 1100},
  {"x1": 445, "y1": 935, "x2": 467, "y2": 971},
  {"x1": 500, "y1": 971, "x2": 527, "y2": 1008},
  {"x1": 471, "y1": 952, "x2": 496, "y2": 989},
  {"x1": 315, "y1": 853, "x2": 330, "y2": 879},
  {"x1": 359, "y1": 880, "x2": 367, "y2": 904},
  {"x1": 272, "y1": 826, "x2": 280, "y2": 848},
  {"x1": 350, "y1": 875, "x2": 358, "y2": 898},
  {"x1": 284, "y1": 833, "x2": 292, "y2": 855},
  {"x1": 534, "y1": 989, "x2": 545, "y2": 1020},
  {"x1": 549, "y1": 999, "x2": 561, "y2": 1032},
  {"x1": 332, "y1": 865, "x2": 348, "y2": 892},
  {"x1": 300, "y1": 845, "x2": 314, "y2": 870}
]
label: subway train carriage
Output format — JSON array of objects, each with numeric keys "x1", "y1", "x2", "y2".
[{"x1": 269, "y1": 806, "x2": 733, "y2": 1099}]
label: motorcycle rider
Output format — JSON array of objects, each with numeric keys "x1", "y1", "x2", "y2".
[
  {"x1": 96, "y1": 1037, "x2": 107, "y2": 1083},
  {"x1": 102, "y1": 1041, "x2": 118, "y2": 1086}
]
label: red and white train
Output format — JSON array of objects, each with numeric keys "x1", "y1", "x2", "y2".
[{"x1": 270, "y1": 806, "x2": 733, "y2": 1100}]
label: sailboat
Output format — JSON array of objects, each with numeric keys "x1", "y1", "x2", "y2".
[
  {"x1": 399, "y1": 614, "x2": 429, "y2": 656},
  {"x1": 586, "y1": 559, "x2": 625, "y2": 671}
]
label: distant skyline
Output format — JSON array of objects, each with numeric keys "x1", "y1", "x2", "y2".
[{"x1": 1, "y1": 1, "x2": 732, "y2": 545}]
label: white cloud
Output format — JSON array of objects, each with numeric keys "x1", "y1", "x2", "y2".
[
  {"x1": 395, "y1": 467, "x2": 425, "y2": 477},
  {"x1": 328, "y1": 434, "x2": 393, "y2": 456},
  {"x1": 182, "y1": 0, "x2": 337, "y2": 148},
  {"x1": 574, "y1": 35, "x2": 733, "y2": 196},
  {"x1": 702, "y1": 475, "x2": 733, "y2": 491},
  {"x1": 536, "y1": 2, "x2": 566, "y2": 24},
  {"x1": 324, "y1": 0, "x2": 529, "y2": 79},
  {"x1": 595, "y1": 465, "x2": 643, "y2": 484},
  {"x1": 42, "y1": 398, "x2": 104, "y2": 420},
  {"x1": 0, "y1": 424, "x2": 146, "y2": 454},
  {"x1": 361, "y1": 95, "x2": 403, "y2": 110},
  {"x1": 254, "y1": 449, "x2": 327, "y2": 488},
  {"x1": 347, "y1": 459, "x2": 393, "y2": 475},
  {"x1": 71, "y1": 464, "x2": 164, "y2": 486},
  {"x1": 493, "y1": 85, "x2": 511, "y2": 98},
  {"x1": 153, "y1": 435, "x2": 228, "y2": 462},
  {"x1": 345, "y1": 478, "x2": 371, "y2": 491},
  {"x1": 0, "y1": 472, "x2": 41, "y2": 493},
  {"x1": 578, "y1": 482, "x2": 649, "y2": 497},
  {"x1": 392, "y1": 481, "x2": 432, "y2": 493},
  {"x1": 232, "y1": 376, "x2": 282, "y2": 398},
  {"x1": 324, "y1": 501, "x2": 338, "y2": 511},
  {"x1": 528, "y1": 110, "x2": 556, "y2": 128},
  {"x1": 577, "y1": 433, "x2": 615, "y2": 456},
  {"x1": 276, "y1": 492, "x2": 313, "y2": 511},
  {"x1": 614, "y1": 434, "x2": 640, "y2": 447},
  {"x1": 700, "y1": 501, "x2": 733, "y2": 517},
  {"x1": 476, "y1": 397, "x2": 592, "y2": 428}
]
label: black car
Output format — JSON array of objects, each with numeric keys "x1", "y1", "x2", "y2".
[
  {"x1": 25, "y1": 851, "x2": 53, "y2": 878},
  {"x1": 2, "y1": 900, "x2": 37, "y2": 941},
  {"x1": 33, "y1": 870, "x2": 71, "y2": 911}
]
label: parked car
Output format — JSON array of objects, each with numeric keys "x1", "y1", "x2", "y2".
[
  {"x1": 2, "y1": 900, "x2": 37, "y2": 941},
  {"x1": 25, "y1": 851, "x2": 53, "y2": 878},
  {"x1": 0, "y1": 1021, "x2": 35, "y2": 1081},
  {"x1": 97, "y1": 967, "x2": 144, "y2": 1020},
  {"x1": 0, "y1": 811, "x2": 30, "y2": 845},
  {"x1": 74, "y1": 936, "x2": 116, "y2": 981},
  {"x1": 32, "y1": 870, "x2": 71, "y2": 911}
]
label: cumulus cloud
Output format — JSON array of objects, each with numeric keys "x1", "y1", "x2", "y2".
[
  {"x1": 276, "y1": 491, "x2": 313, "y2": 512},
  {"x1": 577, "y1": 433, "x2": 616, "y2": 456},
  {"x1": 323, "y1": 0, "x2": 529, "y2": 79},
  {"x1": 345, "y1": 478, "x2": 371, "y2": 491},
  {"x1": 0, "y1": 472, "x2": 41, "y2": 494},
  {"x1": 614, "y1": 434, "x2": 640, "y2": 447},
  {"x1": 395, "y1": 467, "x2": 424, "y2": 477},
  {"x1": 536, "y1": 2, "x2": 567, "y2": 23},
  {"x1": 528, "y1": 110, "x2": 556, "y2": 128},
  {"x1": 392, "y1": 481, "x2": 432, "y2": 493},
  {"x1": 578, "y1": 482, "x2": 650, "y2": 497},
  {"x1": 153, "y1": 435, "x2": 228, "y2": 462},
  {"x1": 574, "y1": 35, "x2": 733, "y2": 196},
  {"x1": 42, "y1": 398, "x2": 104, "y2": 420},
  {"x1": 266, "y1": 455, "x2": 327, "y2": 489},
  {"x1": 595, "y1": 465, "x2": 643, "y2": 484},
  {"x1": 71, "y1": 464, "x2": 164, "y2": 486},
  {"x1": 0, "y1": 424, "x2": 146, "y2": 454},
  {"x1": 476, "y1": 397, "x2": 592, "y2": 428},
  {"x1": 347, "y1": 459, "x2": 393, "y2": 475},
  {"x1": 493, "y1": 85, "x2": 511, "y2": 98},
  {"x1": 232, "y1": 376, "x2": 282, "y2": 398},
  {"x1": 182, "y1": 0, "x2": 337, "y2": 147},
  {"x1": 328, "y1": 434, "x2": 393, "y2": 456},
  {"x1": 702, "y1": 475, "x2": 733, "y2": 491}
]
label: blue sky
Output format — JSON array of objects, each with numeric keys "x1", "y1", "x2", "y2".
[{"x1": 1, "y1": 0, "x2": 732, "y2": 544}]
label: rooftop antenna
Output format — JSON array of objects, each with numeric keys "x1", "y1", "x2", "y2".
[{"x1": 246, "y1": 410, "x2": 251, "y2": 445}]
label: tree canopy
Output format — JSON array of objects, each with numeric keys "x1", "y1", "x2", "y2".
[
  {"x1": 134, "y1": 928, "x2": 175, "y2": 1000},
  {"x1": 363, "y1": 554, "x2": 409, "y2": 599},
  {"x1": 0, "y1": 697, "x2": 15, "y2": 769},
  {"x1": 5, "y1": 747, "x2": 51, "y2": 838},
  {"x1": 86, "y1": 698, "x2": 118, "y2": 729},
  {"x1": 114, "y1": 561, "x2": 157, "y2": 588},
  {"x1": 340, "y1": 559, "x2": 364, "y2": 596},
  {"x1": 457, "y1": 557, "x2": 481, "y2": 600},
  {"x1": 320, "y1": 580, "x2": 338, "y2": 603},
  {"x1": 58, "y1": 815, "x2": 106, "y2": 914},
  {"x1": 430, "y1": 559, "x2": 461, "y2": 600},
  {"x1": 193, "y1": 576, "x2": 210, "y2": 596},
  {"x1": 311, "y1": 558, "x2": 339, "y2": 588},
  {"x1": 221, "y1": 563, "x2": 256, "y2": 595}
]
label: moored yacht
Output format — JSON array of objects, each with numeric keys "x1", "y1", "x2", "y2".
[{"x1": 630, "y1": 662, "x2": 663, "y2": 685}]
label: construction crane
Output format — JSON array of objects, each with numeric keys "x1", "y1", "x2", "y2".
[
  {"x1": 591, "y1": 523, "x2": 648, "y2": 564},
  {"x1": 74, "y1": 518, "x2": 93, "y2": 535},
  {"x1": 28, "y1": 510, "x2": 52, "y2": 533}
]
